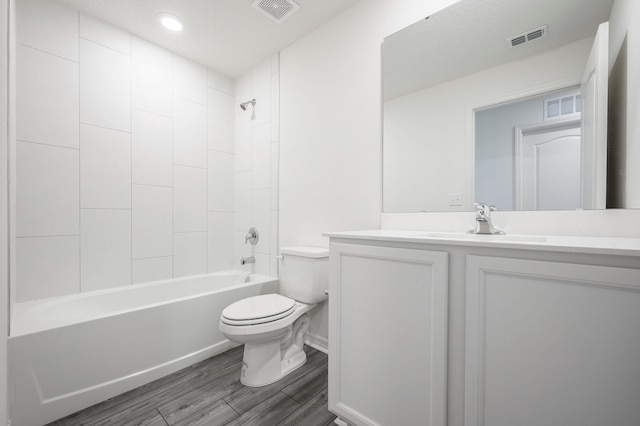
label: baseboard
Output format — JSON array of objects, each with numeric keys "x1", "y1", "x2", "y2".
[{"x1": 304, "y1": 333, "x2": 328, "y2": 354}]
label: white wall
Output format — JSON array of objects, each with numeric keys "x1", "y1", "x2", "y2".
[
  {"x1": 278, "y1": 0, "x2": 461, "y2": 375},
  {"x1": 279, "y1": 0, "x2": 461, "y2": 250},
  {"x1": 384, "y1": 38, "x2": 590, "y2": 212},
  {"x1": 0, "y1": 0, "x2": 9, "y2": 422},
  {"x1": 14, "y1": 0, "x2": 241, "y2": 303},
  {"x1": 609, "y1": 0, "x2": 640, "y2": 208}
]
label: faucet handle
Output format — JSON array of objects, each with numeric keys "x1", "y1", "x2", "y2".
[{"x1": 245, "y1": 227, "x2": 259, "y2": 245}]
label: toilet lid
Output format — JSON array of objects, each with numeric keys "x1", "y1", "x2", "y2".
[{"x1": 221, "y1": 294, "x2": 296, "y2": 325}]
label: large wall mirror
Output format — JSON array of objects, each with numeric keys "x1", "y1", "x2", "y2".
[{"x1": 382, "y1": 0, "x2": 616, "y2": 212}]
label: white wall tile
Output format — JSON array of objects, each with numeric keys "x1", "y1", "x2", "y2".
[
  {"x1": 16, "y1": 236, "x2": 80, "y2": 302},
  {"x1": 132, "y1": 38, "x2": 172, "y2": 116},
  {"x1": 173, "y1": 56, "x2": 207, "y2": 104},
  {"x1": 80, "y1": 124, "x2": 131, "y2": 209},
  {"x1": 132, "y1": 257, "x2": 173, "y2": 284},
  {"x1": 251, "y1": 59, "x2": 272, "y2": 126},
  {"x1": 174, "y1": 232, "x2": 207, "y2": 277},
  {"x1": 208, "y1": 89, "x2": 235, "y2": 153},
  {"x1": 235, "y1": 230, "x2": 252, "y2": 273},
  {"x1": 208, "y1": 212, "x2": 235, "y2": 272},
  {"x1": 81, "y1": 209, "x2": 131, "y2": 292},
  {"x1": 252, "y1": 189, "x2": 271, "y2": 255},
  {"x1": 208, "y1": 69, "x2": 234, "y2": 95},
  {"x1": 132, "y1": 185, "x2": 172, "y2": 259},
  {"x1": 235, "y1": 116, "x2": 252, "y2": 172},
  {"x1": 253, "y1": 253, "x2": 271, "y2": 276},
  {"x1": 174, "y1": 166, "x2": 207, "y2": 232},
  {"x1": 270, "y1": 211, "x2": 278, "y2": 275},
  {"x1": 252, "y1": 124, "x2": 271, "y2": 189},
  {"x1": 271, "y1": 142, "x2": 279, "y2": 211},
  {"x1": 173, "y1": 98, "x2": 207, "y2": 168},
  {"x1": 132, "y1": 109, "x2": 172, "y2": 186},
  {"x1": 80, "y1": 13, "x2": 131, "y2": 55},
  {"x1": 235, "y1": 171, "x2": 251, "y2": 231},
  {"x1": 17, "y1": 0, "x2": 79, "y2": 61},
  {"x1": 208, "y1": 151, "x2": 235, "y2": 212},
  {"x1": 17, "y1": 142, "x2": 79, "y2": 237},
  {"x1": 17, "y1": 45, "x2": 79, "y2": 148},
  {"x1": 80, "y1": 39, "x2": 131, "y2": 131},
  {"x1": 271, "y1": 72, "x2": 280, "y2": 142}
]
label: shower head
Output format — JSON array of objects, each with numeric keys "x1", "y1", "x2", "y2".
[{"x1": 240, "y1": 99, "x2": 256, "y2": 111}]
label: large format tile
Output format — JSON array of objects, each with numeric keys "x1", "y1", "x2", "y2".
[
  {"x1": 174, "y1": 232, "x2": 207, "y2": 278},
  {"x1": 173, "y1": 98, "x2": 207, "y2": 168},
  {"x1": 80, "y1": 124, "x2": 131, "y2": 209},
  {"x1": 252, "y1": 188, "x2": 271, "y2": 255},
  {"x1": 132, "y1": 109, "x2": 173, "y2": 187},
  {"x1": 79, "y1": 12, "x2": 131, "y2": 55},
  {"x1": 250, "y1": 58, "x2": 273, "y2": 127},
  {"x1": 16, "y1": 236, "x2": 80, "y2": 302},
  {"x1": 207, "y1": 69, "x2": 233, "y2": 95},
  {"x1": 252, "y1": 123, "x2": 271, "y2": 189},
  {"x1": 132, "y1": 185, "x2": 172, "y2": 259},
  {"x1": 132, "y1": 38, "x2": 172, "y2": 117},
  {"x1": 174, "y1": 166, "x2": 207, "y2": 232},
  {"x1": 208, "y1": 151, "x2": 235, "y2": 212},
  {"x1": 17, "y1": 0, "x2": 79, "y2": 61},
  {"x1": 17, "y1": 45, "x2": 79, "y2": 148},
  {"x1": 173, "y1": 56, "x2": 207, "y2": 105},
  {"x1": 80, "y1": 39, "x2": 131, "y2": 131},
  {"x1": 16, "y1": 142, "x2": 79, "y2": 237},
  {"x1": 132, "y1": 257, "x2": 173, "y2": 284},
  {"x1": 208, "y1": 212, "x2": 235, "y2": 272},
  {"x1": 235, "y1": 171, "x2": 251, "y2": 231},
  {"x1": 208, "y1": 88, "x2": 235, "y2": 153},
  {"x1": 80, "y1": 209, "x2": 131, "y2": 292}
]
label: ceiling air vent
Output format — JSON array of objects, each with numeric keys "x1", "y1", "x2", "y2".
[
  {"x1": 507, "y1": 25, "x2": 548, "y2": 48},
  {"x1": 252, "y1": 0, "x2": 300, "y2": 24}
]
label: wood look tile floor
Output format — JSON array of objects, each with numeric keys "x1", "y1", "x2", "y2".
[{"x1": 49, "y1": 346, "x2": 336, "y2": 426}]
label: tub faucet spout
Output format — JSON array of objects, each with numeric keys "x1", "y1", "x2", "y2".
[
  {"x1": 241, "y1": 256, "x2": 255, "y2": 265},
  {"x1": 468, "y1": 203, "x2": 505, "y2": 235}
]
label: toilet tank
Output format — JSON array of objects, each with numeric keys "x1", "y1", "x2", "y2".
[{"x1": 279, "y1": 246, "x2": 329, "y2": 304}]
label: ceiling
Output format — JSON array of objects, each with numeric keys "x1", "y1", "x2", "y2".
[
  {"x1": 57, "y1": 0, "x2": 362, "y2": 78},
  {"x1": 383, "y1": 0, "x2": 614, "y2": 100}
]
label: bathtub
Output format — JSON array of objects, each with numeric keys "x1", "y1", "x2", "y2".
[{"x1": 8, "y1": 271, "x2": 279, "y2": 426}]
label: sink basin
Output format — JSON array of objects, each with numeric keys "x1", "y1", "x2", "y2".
[{"x1": 416, "y1": 232, "x2": 547, "y2": 243}]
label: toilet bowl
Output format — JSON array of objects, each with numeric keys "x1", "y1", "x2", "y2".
[
  {"x1": 219, "y1": 294, "x2": 315, "y2": 386},
  {"x1": 219, "y1": 246, "x2": 329, "y2": 387}
]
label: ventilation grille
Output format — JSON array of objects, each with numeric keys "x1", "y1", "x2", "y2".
[
  {"x1": 252, "y1": 0, "x2": 300, "y2": 23},
  {"x1": 507, "y1": 25, "x2": 548, "y2": 48}
]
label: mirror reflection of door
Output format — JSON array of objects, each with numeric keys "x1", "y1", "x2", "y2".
[
  {"x1": 474, "y1": 87, "x2": 582, "y2": 211},
  {"x1": 516, "y1": 121, "x2": 582, "y2": 210}
]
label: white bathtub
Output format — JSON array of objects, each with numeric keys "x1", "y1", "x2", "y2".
[{"x1": 8, "y1": 271, "x2": 279, "y2": 426}]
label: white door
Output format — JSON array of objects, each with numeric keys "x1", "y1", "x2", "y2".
[
  {"x1": 515, "y1": 120, "x2": 582, "y2": 210},
  {"x1": 581, "y1": 22, "x2": 609, "y2": 209}
]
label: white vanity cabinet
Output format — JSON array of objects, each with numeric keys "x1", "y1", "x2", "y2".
[
  {"x1": 328, "y1": 243, "x2": 449, "y2": 426},
  {"x1": 465, "y1": 255, "x2": 640, "y2": 426},
  {"x1": 326, "y1": 231, "x2": 640, "y2": 426}
]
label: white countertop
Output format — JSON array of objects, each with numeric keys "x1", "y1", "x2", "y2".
[{"x1": 323, "y1": 229, "x2": 640, "y2": 257}]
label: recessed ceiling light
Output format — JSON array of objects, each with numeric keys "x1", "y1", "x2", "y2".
[{"x1": 157, "y1": 12, "x2": 183, "y2": 32}]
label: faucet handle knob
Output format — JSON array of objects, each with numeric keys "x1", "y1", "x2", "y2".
[{"x1": 245, "y1": 227, "x2": 259, "y2": 245}]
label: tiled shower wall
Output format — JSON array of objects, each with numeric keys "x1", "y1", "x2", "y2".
[{"x1": 14, "y1": 0, "x2": 278, "y2": 303}]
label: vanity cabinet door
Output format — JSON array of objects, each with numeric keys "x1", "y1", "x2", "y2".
[
  {"x1": 465, "y1": 256, "x2": 640, "y2": 426},
  {"x1": 328, "y1": 243, "x2": 448, "y2": 426}
]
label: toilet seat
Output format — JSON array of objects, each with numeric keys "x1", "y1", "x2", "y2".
[{"x1": 221, "y1": 294, "x2": 296, "y2": 326}]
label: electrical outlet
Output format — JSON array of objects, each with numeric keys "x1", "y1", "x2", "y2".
[{"x1": 448, "y1": 192, "x2": 463, "y2": 206}]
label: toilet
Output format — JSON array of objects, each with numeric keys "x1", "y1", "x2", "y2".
[{"x1": 219, "y1": 246, "x2": 329, "y2": 387}]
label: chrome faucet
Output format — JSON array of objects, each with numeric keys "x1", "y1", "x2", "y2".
[
  {"x1": 245, "y1": 227, "x2": 259, "y2": 245},
  {"x1": 468, "y1": 203, "x2": 505, "y2": 235},
  {"x1": 240, "y1": 256, "x2": 255, "y2": 265}
]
